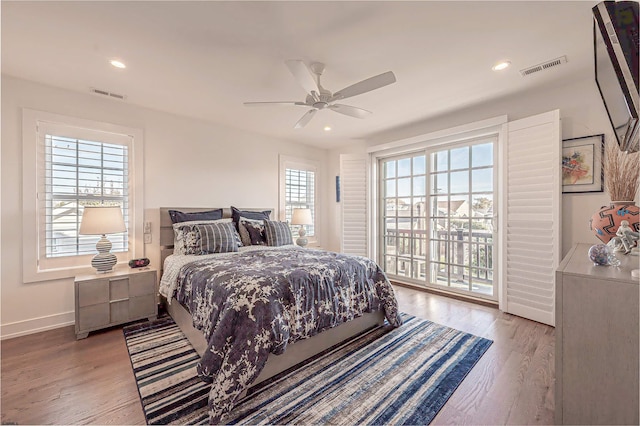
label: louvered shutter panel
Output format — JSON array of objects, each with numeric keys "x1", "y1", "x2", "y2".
[
  {"x1": 340, "y1": 154, "x2": 368, "y2": 256},
  {"x1": 501, "y1": 110, "x2": 561, "y2": 326}
]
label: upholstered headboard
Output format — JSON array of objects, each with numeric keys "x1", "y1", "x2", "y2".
[{"x1": 159, "y1": 207, "x2": 273, "y2": 269}]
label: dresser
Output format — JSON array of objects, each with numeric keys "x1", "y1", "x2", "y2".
[
  {"x1": 555, "y1": 243, "x2": 639, "y2": 425},
  {"x1": 75, "y1": 267, "x2": 157, "y2": 339}
]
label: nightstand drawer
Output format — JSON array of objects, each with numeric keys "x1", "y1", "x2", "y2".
[
  {"x1": 78, "y1": 280, "x2": 109, "y2": 307},
  {"x1": 78, "y1": 303, "x2": 109, "y2": 330},
  {"x1": 130, "y1": 294, "x2": 156, "y2": 318},
  {"x1": 129, "y1": 271, "x2": 155, "y2": 297},
  {"x1": 109, "y1": 300, "x2": 129, "y2": 323},
  {"x1": 109, "y1": 277, "x2": 129, "y2": 301}
]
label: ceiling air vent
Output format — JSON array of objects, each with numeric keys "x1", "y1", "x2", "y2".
[
  {"x1": 519, "y1": 55, "x2": 568, "y2": 77},
  {"x1": 90, "y1": 87, "x2": 127, "y2": 100}
]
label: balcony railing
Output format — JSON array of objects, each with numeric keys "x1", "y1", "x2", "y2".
[{"x1": 384, "y1": 228, "x2": 493, "y2": 285}]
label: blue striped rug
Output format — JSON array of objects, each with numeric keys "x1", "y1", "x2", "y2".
[{"x1": 124, "y1": 314, "x2": 492, "y2": 425}]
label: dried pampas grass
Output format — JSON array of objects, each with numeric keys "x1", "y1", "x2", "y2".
[{"x1": 604, "y1": 142, "x2": 640, "y2": 201}]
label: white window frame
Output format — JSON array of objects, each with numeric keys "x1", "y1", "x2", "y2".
[
  {"x1": 376, "y1": 137, "x2": 499, "y2": 301},
  {"x1": 368, "y1": 116, "x2": 507, "y2": 301},
  {"x1": 278, "y1": 155, "x2": 319, "y2": 246},
  {"x1": 22, "y1": 109, "x2": 144, "y2": 283}
]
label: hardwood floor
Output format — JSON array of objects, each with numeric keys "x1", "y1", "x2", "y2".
[{"x1": 1, "y1": 285, "x2": 555, "y2": 425}]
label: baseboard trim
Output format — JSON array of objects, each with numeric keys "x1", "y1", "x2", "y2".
[{"x1": 1, "y1": 311, "x2": 75, "y2": 340}]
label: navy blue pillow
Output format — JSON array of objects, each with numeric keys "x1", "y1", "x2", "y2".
[
  {"x1": 231, "y1": 206, "x2": 271, "y2": 230},
  {"x1": 169, "y1": 209, "x2": 223, "y2": 224}
]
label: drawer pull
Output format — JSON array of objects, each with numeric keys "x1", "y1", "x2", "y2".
[{"x1": 110, "y1": 298, "x2": 129, "y2": 303}]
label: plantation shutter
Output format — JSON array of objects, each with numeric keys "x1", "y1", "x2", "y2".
[
  {"x1": 37, "y1": 121, "x2": 131, "y2": 271},
  {"x1": 500, "y1": 110, "x2": 561, "y2": 326},
  {"x1": 340, "y1": 154, "x2": 368, "y2": 256}
]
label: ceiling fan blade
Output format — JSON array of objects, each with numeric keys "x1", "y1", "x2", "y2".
[
  {"x1": 330, "y1": 71, "x2": 396, "y2": 102},
  {"x1": 294, "y1": 109, "x2": 317, "y2": 129},
  {"x1": 244, "y1": 101, "x2": 308, "y2": 107},
  {"x1": 328, "y1": 104, "x2": 372, "y2": 119},
  {"x1": 285, "y1": 60, "x2": 320, "y2": 97}
]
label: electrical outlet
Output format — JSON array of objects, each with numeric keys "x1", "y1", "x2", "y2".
[
  {"x1": 144, "y1": 233, "x2": 152, "y2": 244},
  {"x1": 144, "y1": 221, "x2": 151, "y2": 233}
]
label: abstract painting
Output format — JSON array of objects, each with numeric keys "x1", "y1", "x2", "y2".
[{"x1": 562, "y1": 134, "x2": 604, "y2": 193}]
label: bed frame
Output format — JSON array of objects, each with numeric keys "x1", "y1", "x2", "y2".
[{"x1": 159, "y1": 207, "x2": 384, "y2": 387}]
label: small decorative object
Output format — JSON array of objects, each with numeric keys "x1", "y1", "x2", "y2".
[
  {"x1": 79, "y1": 205, "x2": 126, "y2": 273},
  {"x1": 589, "y1": 142, "x2": 640, "y2": 243},
  {"x1": 291, "y1": 208, "x2": 313, "y2": 247},
  {"x1": 588, "y1": 244, "x2": 620, "y2": 266},
  {"x1": 616, "y1": 220, "x2": 640, "y2": 255},
  {"x1": 562, "y1": 134, "x2": 604, "y2": 193}
]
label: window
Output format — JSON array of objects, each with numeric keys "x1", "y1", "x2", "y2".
[
  {"x1": 279, "y1": 156, "x2": 318, "y2": 243},
  {"x1": 378, "y1": 137, "x2": 497, "y2": 300},
  {"x1": 22, "y1": 109, "x2": 144, "y2": 282},
  {"x1": 45, "y1": 135, "x2": 129, "y2": 258}
]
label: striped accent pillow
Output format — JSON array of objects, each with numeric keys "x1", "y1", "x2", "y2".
[
  {"x1": 264, "y1": 220, "x2": 293, "y2": 247},
  {"x1": 195, "y1": 222, "x2": 239, "y2": 254}
]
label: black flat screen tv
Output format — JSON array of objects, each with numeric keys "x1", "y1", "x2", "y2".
[{"x1": 593, "y1": 1, "x2": 639, "y2": 153}]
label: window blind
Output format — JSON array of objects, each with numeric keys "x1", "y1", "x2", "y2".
[
  {"x1": 501, "y1": 110, "x2": 561, "y2": 326},
  {"x1": 285, "y1": 168, "x2": 315, "y2": 236},
  {"x1": 43, "y1": 134, "x2": 129, "y2": 258}
]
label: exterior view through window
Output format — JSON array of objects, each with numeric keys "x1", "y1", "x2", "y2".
[
  {"x1": 45, "y1": 135, "x2": 128, "y2": 258},
  {"x1": 284, "y1": 168, "x2": 315, "y2": 237},
  {"x1": 380, "y1": 139, "x2": 496, "y2": 299}
]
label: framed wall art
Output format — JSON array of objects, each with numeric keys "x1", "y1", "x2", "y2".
[{"x1": 561, "y1": 134, "x2": 604, "y2": 193}]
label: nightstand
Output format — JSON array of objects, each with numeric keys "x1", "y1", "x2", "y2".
[{"x1": 75, "y1": 267, "x2": 158, "y2": 339}]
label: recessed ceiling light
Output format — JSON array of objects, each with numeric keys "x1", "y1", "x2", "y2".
[
  {"x1": 324, "y1": 125, "x2": 332, "y2": 132},
  {"x1": 110, "y1": 59, "x2": 126, "y2": 69},
  {"x1": 492, "y1": 61, "x2": 511, "y2": 71}
]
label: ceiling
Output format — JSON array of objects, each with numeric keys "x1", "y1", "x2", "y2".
[{"x1": 2, "y1": 1, "x2": 597, "y2": 149}]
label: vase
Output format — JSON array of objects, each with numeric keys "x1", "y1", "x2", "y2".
[{"x1": 590, "y1": 201, "x2": 640, "y2": 243}]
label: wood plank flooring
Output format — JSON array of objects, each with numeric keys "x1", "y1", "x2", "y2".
[{"x1": 1, "y1": 285, "x2": 554, "y2": 425}]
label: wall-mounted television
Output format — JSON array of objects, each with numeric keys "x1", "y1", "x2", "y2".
[{"x1": 593, "y1": 1, "x2": 639, "y2": 153}]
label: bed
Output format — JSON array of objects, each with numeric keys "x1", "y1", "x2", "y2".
[{"x1": 158, "y1": 207, "x2": 402, "y2": 424}]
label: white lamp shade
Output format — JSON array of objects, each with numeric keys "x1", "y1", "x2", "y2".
[
  {"x1": 79, "y1": 206, "x2": 126, "y2": 235},
  {"x1": 291, "y1": 208, "x2": 313, "y2": 225}
]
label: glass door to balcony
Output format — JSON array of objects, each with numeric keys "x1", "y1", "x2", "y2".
[{"x1": 379, "y1": 139, "x2": 497, "y2": 300}]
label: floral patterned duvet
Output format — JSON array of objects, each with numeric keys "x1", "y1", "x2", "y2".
[{"x1": 163, "y1": 246, "x2": 402, "y2": 424}]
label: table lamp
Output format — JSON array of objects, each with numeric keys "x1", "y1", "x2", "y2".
[
  {"x1": 79, "y1": 206, "x2": 126, "y2": 273},
  {"x1": 291, "y1": 208, "x2": 312, "y2": 247}
]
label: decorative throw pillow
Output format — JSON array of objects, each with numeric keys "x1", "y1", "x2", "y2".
[
  {"x1": 169, "y1": 209, "x2": 223, "y2": 224},
  {"x1": 194, "y1": 222, "x2": 239, "y2": 254},
  {"x1": 231, "y1": 206, "x2": 271, "y2": 231},
  {"x1": 264, "y1": 220, "x2": 293, "y2": 247},
  {"x1": 173, "y1": 218, "x2": 237, "y2": 254},
  {"x1": 241, "y1": 218, "x2": 267, "y2": 245},
  {"x1": 237, "y1": 217, "x2": 263, "y2": 246}
]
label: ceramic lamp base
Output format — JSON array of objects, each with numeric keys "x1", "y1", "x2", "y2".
[
  {"x1": 91, "y1": 235, "x2": 117, "y2": 273},
  {"x1": 296, "y1": 227, "x2": 308, "y2": 248}
]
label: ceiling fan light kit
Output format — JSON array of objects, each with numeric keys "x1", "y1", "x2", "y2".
[{"x1": 244, "y1": 60, "x2": 396, "y2": 128}]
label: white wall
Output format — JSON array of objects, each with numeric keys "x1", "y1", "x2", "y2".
[
  {"x1": 1, "y1": 75, "x2": 328, "y2": 338},
  {"x1": 329, "y1": 73, "x2": 621, "y2": 257}
]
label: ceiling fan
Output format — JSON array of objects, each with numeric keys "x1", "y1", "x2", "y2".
[{"x1": 244, "y1": 60, "x2": 396, "y2": 129}]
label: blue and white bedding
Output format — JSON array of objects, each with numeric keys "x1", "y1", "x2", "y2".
[{"x1": 159, "y1": 245, "x2": 402, "y2": 424}]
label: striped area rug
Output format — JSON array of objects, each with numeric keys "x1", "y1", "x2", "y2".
[{"x1": 124, "y1": 314, "x2": 492, "y2": 425}]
